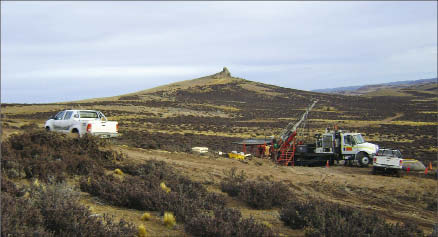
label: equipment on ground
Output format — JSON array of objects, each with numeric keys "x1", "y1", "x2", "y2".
[
  {"x1": 192, "y1": 147, "x2": 209, "y2": 154},
  {"x1": 271, "y1": 100, "x2": 379, "y2": 166},
  {"x1": 372, "y1": 148, "x2": 425, "y2": 175}
]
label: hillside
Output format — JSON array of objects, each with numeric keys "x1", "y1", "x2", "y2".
[
  {"x1": 3, "y1": 68, "x2": 437, "y2": 161},
  {"x1": 313, "y1": 78, "x2": 437, "y2": 96},
  {"x1": 2, "y1": 68, "x2": 437, "y2": 236}
]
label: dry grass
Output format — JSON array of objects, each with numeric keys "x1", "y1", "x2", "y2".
[
  {"x1": 138, "y1": 224, "x2": 147, "y2": 237},
  {"x1": 163, "y1": 212, "x2": 176, "y2": 228},
  {"x1": 141, "y1": 213, "x2": 151, "y2": 221}
]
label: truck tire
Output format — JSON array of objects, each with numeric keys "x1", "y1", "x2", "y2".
[
  {"x1": 372, "y1": 167, "x2": 377, "y2": 175},
  {"x1": 45, "y1": 126, "x2": 50, "y2": 131},
  {"x1": 70, "y1": 129, "x2": 80, "y2": 138},
  {"x1": 356, "y1": 152, "x2": 370, "y2": 167}
]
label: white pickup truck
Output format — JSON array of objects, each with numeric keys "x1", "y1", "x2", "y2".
[
  {"x1": 45, "y1": 110, "x2": 118, "y2": 138},
  {"x1": 372, "y1": 149, "x2": 403, "y2": 177}
]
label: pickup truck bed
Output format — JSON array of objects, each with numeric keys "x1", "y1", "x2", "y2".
[{"x1": 372, "y1": 149, "x2": 403, "y2": 177}]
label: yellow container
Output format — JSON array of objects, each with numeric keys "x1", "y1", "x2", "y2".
[{"x1": 228, "y1": 153, "x2": 245, "y2": 160}]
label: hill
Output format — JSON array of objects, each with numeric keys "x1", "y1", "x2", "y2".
[
  {"x1": 4, "y1": 68, "x2": 437, "y2": 160},
  {"x1": 3, "y1": 68, "x2": 437, "y2": 161},
  {"x1": 313, "y1": 78, "x2": 437, "y2": 96},
  {"x1": 2, "y1": 68, "x2": 437, "y2": 236}
]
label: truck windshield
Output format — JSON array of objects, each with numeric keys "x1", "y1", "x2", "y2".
[
  {"x1": 79, "y1": 111, "x2": 99, "y2": 118},
  {"x1": 353, "y1": 134, "x2": 365, "y2": 144}
]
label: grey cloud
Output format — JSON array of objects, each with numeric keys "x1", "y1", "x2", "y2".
[{"x1": 1, "y1": 1, "x2": 437, "y2": 103}]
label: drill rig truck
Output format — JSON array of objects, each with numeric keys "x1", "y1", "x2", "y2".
[{"x1": 272, "y1": 100, "x2": 379, "y2": 166}]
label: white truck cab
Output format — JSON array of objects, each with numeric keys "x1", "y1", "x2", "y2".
[
  {"x1": 45, "y1": 110, "x2": 119, "y2": 138},
  {"x1": 315, "y1": 130, "x2": 379, "y2": 166}
]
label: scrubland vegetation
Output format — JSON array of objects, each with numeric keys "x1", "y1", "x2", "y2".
[
  {"x1": 3, "y1": 130, "x2": 432, "y2": 236},
  {"x1": 2, "y1": 72, "x2": 436, "y2": 236}
]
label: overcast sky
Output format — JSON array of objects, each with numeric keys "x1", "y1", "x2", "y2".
[{"x1": 1, "y1": 1, "x2": 437, "y2": 103}]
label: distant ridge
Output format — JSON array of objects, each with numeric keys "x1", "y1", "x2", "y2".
[{"x1": 313, "y1": 78, "x2": 437, "y2": 93}]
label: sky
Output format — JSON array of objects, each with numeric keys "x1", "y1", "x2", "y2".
[{"x1": 1, "y1": 1, "x2": 437, "y2": 103}]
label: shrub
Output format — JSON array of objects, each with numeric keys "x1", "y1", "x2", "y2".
[
  {"x1": 1, "y1": 176, "x2": 20, "y2": 196},
  {"x1": 220, "y1": 167, "x2": 247, "y2": 197},
  {"x1": 220, "y1": 168, "x2": 292, "y2": 209},
  {"x1": 185, "y1": 207, "x2": 275, "y2": 237},
  {"x1": 32, "y1": 183, "x2": 136, "y2": 236},
  {"x1": 239, "y1": 180, "x2": 291, "y2": 209},
  {"x1": 279, "y1": 200, "x2": 309, "y2": 229},
  {"x1": 81, "y1": 160, "x2": 225, "y2": 223},
  {"x1": 1, "y1": 177, "x2": 136, "y2": 236},
  {"x1": 280, "y1": 199, "x2": 424, "y2": 237},
  {"x1": 1, "y1": 191, "x2": 50, "y2": 236},
  {"x1": 426, "y1": 198, "x2": 437, "y2": 211},
  {"x1": 1, "y1": 130, "x2": 123, "y2": 182}
]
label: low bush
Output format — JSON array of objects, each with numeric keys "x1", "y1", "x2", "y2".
[
  {"x1": 280, "y1": 199, "x2": 424, "y2": 237},
  {"x1": 122, "y1": 160, "x2": 226, "y2": 211},
  {"x1": 81, "y1": 160, "x2": 225, "y2": 223},
  {"x1": 426, "y1": 199, "x2": 437, "y2": 211},
  {"x1": 220, "y1": 167, "x2": 247, "y2": 197},
  {"x1": 185, "y1": 207, "x2": 275, "y2": 237},
  {"x1": 239, "y1": 180, "x2": 291, "y2": 209},
  {"x1": 1, "y1": 191, "x2": 50, "y2": 236},
  {"x1": 220, "y1": 168, "x2": 292, "y2": 209},
  {"x1": 1, "y1": 178, "x2": 136, "y2": 236},
  {"x1": 1, "y1": 130, "x2": 123, "y2": 182}
]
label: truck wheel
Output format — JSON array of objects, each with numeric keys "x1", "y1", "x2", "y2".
[
  {"x1": 372, "y1": 167, "x2": 377, "y2": 175},
  {"x1": 356, "y1": 152, "x2": 370, "y2": 167},
  {"x1": 45, "y1": 126, "x2": 50, "y2": 131},
  {"x1": 70, "y1": 129, "x2": 80, "y2": 138}
]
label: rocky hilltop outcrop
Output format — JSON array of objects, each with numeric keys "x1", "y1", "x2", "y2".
[{"x1": 212, "y1": 67, "x2": 231, "y2": 79}]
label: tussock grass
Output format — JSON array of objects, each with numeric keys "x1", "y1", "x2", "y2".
[
  {"x1": 163, "y1": 212, "x2": 176, "y2": 228},
  {"x1": 138, "y1": 224, "x2": 147, "y2": 237},
  {"x1": 114, "y1": 168, "x2": 124, "y2": 175},
  {"x1": 141, "y1": 212, "x2": 151, "y2": 221}
]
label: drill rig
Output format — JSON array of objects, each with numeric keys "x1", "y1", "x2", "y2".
[{"x1": 273, "y1": 100, "x2": 318, "y2": 166}]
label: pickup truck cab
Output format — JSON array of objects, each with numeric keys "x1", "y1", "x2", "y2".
[
  {"x1": 372, "y1": 148, "x2": 403, "y2": 176},
  {"x1": 45, "y1": 110, "x2": 118, "y2": 138}
]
